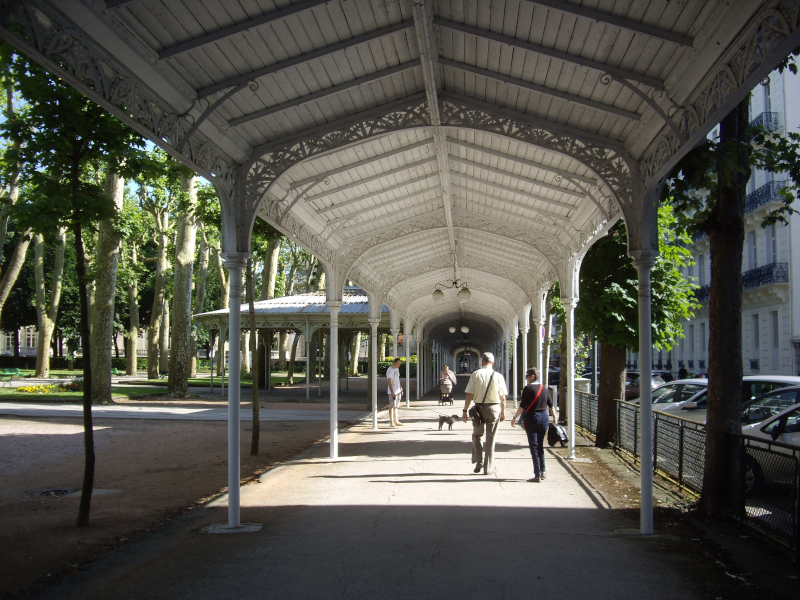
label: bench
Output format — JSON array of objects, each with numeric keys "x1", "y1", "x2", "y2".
[
  {"x1": 0, "y1": 373, "x2": 13, "y2": 386},
  {"x1": 1, "y1": 368, "x2": 21, "y2": 380},
  {"x1": 111, "y1": 368, "x2": 121, "y2": 376},
  {"x1": 159, "y1": 371, "x2": 168, "y2": 379}
]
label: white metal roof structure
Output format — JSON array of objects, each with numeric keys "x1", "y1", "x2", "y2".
[{"x1": 3, "y1": 0, "x2": 799, "y2": 533}]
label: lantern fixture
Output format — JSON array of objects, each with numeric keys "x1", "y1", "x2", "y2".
[
  {"x1": 431, "y1": 247, "x2": 470, "y2": 303},
  {"x1": 449, "y1": 326, "x2": 456, "y2": 333}
]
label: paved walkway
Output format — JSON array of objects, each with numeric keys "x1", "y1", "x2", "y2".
[
  {"x1": 24, "y1": 384, "x2": 704, "y2": 600},
  {"x1": 0, "y1": 402, "x2": 368, "y2": 422}
]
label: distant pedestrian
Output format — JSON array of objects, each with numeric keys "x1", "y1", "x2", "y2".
[
  {"x1": 462, "y1": 352, "x2": 507, "y2": 475},
  {"x1": 512, "y1": 367, "x2": 554, "y2": 482},
  {"x1": 386, "y1": 358, "x2": 404, "y2": 427},
  {"x1": 678, "y1": 366, "x2": 688, "y2": 380}
]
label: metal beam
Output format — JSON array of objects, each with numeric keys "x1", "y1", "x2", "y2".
[
  {"x1": 290, "y1": 138, "x2": 433, "y2": 189},
  {"x1": 229, "y1": 60, "x2": 421, "y2": 127},
  {"x1": 160, "y1": 0, "x2": 332, "y2": 60},
  {"x1": 440, "y1": 58, "x2": 640, "y2": 121},
  {"x1": 198, "y1": 20, "x2": 414, "y2": 97},
  {"x1": 252, "y1": 91, "x2": 427, "y2": 156},
  {"x1": 451, "y1": 205, "x2": 563, "y2": 242},
  {"x1": 451, "y1": 172, "x2": 576, "y2": 211},
  {"x1": 341, "y1": 204, "x2": 444, "y2": 242},
  {"x1": 443, "y1": 90, "x2": 626, "y2": 151},
  {"x1": 448, "y1": 138, "x2": 597, "y2": 185},
  {"x1": 332, "y1": 198, "x2": 442, "y2": 230},
  {"x1": 326, "y1": 194, "x2": 442, "y2": 226},
  {"x1": 449, "y1": 155, "x2": 584, "y2": 199},
  {"x1": 304, "y1": 156, "x2": 437, "y2": 202},
  {"x1": 435, "y1": 18, "x2": 664, "y2": 89},
  {"x1": 450, "y1": 185, "x2": 571, "y2": 224},
  {"x1": 413, "y1": 0, "x2": 456, "y2": 254},
  {"x1": 525, "y1": 1, "x2": 693, "y2": 48},
  {"x1": 316, "y1": 176, "x2": 439, "y2": 214}
]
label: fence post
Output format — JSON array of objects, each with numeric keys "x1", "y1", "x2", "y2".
[
  {"x1": 633, "y1": 406, "x2": 639, "y2": 461},
  {"x1": 652, "y1": 412, "x2": 659, "y2": 474},
  {"x1": 615, "y1": 400, "x2": 620, "y2": 451},
  {"x1": 794, "y1": 448, "x2": 799, "y2": 557},
  {"x1": 678, "y1": 421, "x2": 684, "y2": 490}
]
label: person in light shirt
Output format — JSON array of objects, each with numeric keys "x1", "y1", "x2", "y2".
[
  {"x1": 385, "y1": 357, "x2": 404, "y2": 427},
  {"x1": 461, "y1": 352, "x2": 507, "y2": 475}
]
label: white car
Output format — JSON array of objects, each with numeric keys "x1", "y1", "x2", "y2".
[
  {"x1": 647, "y1": 379, "x2": 708, "y2": 410},
  {"x1": 740, "y1": 400, "x2": 800, "y2": 492},
  {"x1": 658, "y1": 375, "x2": 800, "y2": 423}
]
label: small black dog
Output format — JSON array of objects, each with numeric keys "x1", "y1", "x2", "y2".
[{"x1": 438, "y1": 415, "x2": 460, "y2": 430}]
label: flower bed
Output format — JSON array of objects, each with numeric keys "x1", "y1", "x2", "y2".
[{"x1": 16, "y1": 379, "x2": 84, "y2": 394}]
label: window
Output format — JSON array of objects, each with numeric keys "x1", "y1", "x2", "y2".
[
  {"x1": 748, "y1": 231, "x2": 757, "y2": 271},
  {"x1": 700, "y1": 322, "x2": 707, "y2": 358},
  {"x1": 698, "y1": 254, "x2": 705, "y2": 287},
  {"x1": 771, "y1": 311, "x2": 779, "y2": 370},
  {"x1": 752, "y1": 314, "x2": 760, "y2": 361},
  {"x1": 763, "y1": 79, "x2": 772, "y2": 112},
  {"x1": 767, "y1": 224, "x2": 777, "y2": 263},
  {"x1": 687, "y1": 263, "x2": 694, "y2": 280},
  {"x1": 689, "y1": 324, "x2": 695, "y2": 360}
]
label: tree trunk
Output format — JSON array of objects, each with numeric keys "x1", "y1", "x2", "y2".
[
  {"x1": 278, "y1": 331, "x2": 288, "y2": 370},
  {"x1": 0, "y1": 228, "x2": 33, "y2": 331},
  {"x1": 127, "y1": 243, "x2": 139, "y2": 376},
  {"x1": 698, "y1": 98, "x2": 750, "y2": 518},
  {"x1": 247, "y1": 258, "x2": 259, "y2": 455},
  {"x1": 214, "y1": 247, "x2": 229, "y2": 375},
  {"x1": 261, "y1": 238, "x2": 280, "y2": 300},
  {"x1": 378, "y1": 334, "x2": 386, "y2": 361},
  {"x1": 595, "y1": 343, "x2": 626, "y2": 448},
  {"x1": 148, "y1": 211, "x2": 168, "y2": 379},
  {"x1": 168, "y1": 175, "x2": 197, "y2": 397},
  {"x1": 159, "y1": 299, "x2": 170, "y2": 374},
  {"x1": 33, "y1": 229, "x2": 66, "y2": 378},
  {"x1": 350, "y1": 332, "x2": 361, "y2": 376},
  {"x1": 190, "y1": 228, "x2": 209, "y2": 378},
  {"x1": 74, "y1": 222, "x2": 95, "y2": 527},
  {"x1": 286, "y1": 333, "x2": 299, "y2": 384},
  {"x1": 541, "y1": 296, "x2": 553, "y2": 389},
  {"x1": 91, "y1": 170, "x2": 125, "y2": 405}
]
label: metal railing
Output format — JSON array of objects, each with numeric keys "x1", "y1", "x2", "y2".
[
  {"x1": 572, "y1": 393, "x2": 799, "y2": 552},
  {"x1": 746, "y1": 179, "x2": 788, "y2": 213},
  {"x1": 743, "y1": 262, "x2": 789, "y2": 289},
  {"x1": 750, "y1": 111, "x2": 780, "y2": 131},
  {"x1": 694, "y1": 284, "x2": 710, "y2": 302}
]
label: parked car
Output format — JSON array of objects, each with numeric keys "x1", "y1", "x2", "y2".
[
  {"x1": 660, "y1": 376, "x2": 800, "y2": 423},
  {"x1": 740, "y1": 400, "x2": 800, "y2": 492},
  {"x1": 740, "y1": 386, "x2": 800, "y2": 426},
  {"x1": 646, "y1": 379, "x2": 708, "y2": 410},
  {"x1": 652, "y1": 369, "x2": 675, "y2": 383},
  {"x1": 625, "y1": 371, "x2": 665, "y2": 401}
]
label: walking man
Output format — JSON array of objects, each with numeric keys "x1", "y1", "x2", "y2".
[
  {"x1": 461, "y1": 352, "x2": 507, "y2": 475},
  {"x1": 386, "y1": 357, "x2": 404, "y2": 427}
]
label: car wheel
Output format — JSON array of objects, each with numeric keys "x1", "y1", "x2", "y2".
[{"x1": 744, "y1": 456, "x2": 765, "y2": 495}]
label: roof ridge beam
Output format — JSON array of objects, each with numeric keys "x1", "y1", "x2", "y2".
[
  {"x1": 229, "y1": 59, "x2": 421, "y2": 127},
  {"x1": 435, "y1": 18, "x2": 664, "y2": 89},
  {"x1": 525, "y1": 1, "x2": 693, "y2": 48},
  {"x1": 160, "y1": 0, "x2": 332, "y2": 60},
  {"x1": 304, "y1": 156, "x2": 437, "y2": 201},
  {"x1": 316, "y1": 176, "x2": 440, "y2": 214},
  {"x1": 290, "y1": 138, "x2": 434, "y2": 189},
  {"x1": 449, "y1": 155, "x2": 584, "y2": 199},
  {"x1": 451, "y1": 172, "x2": 576, "y2": 211},
  {"x1": 197, "y1": 20, "x2": 414, "y2": 97},
  {"x1": 439, "y1": 58, "x2": 640, "y2": 121},
  {"x1": 448, "y1": 139, "x2": 597, "y2": 185},
  {"x1": 413, "y1": 0, "x2": 456, "y2": 254}
]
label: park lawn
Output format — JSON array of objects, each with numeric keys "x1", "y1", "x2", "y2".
[
  {"x1": 132, "y1": 375, "x2": 293, "y2": 387},
  {"x1": 0, "y1": 386, "x2": 166, "y2": 401}
]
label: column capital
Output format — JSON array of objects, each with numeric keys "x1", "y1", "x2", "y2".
[
  {"x1": 368, "y1": 318, "x2": 381, "y2": 328},
  {"x1": 390, "y1": 328, "x2": 400, "y2": 336},
  {"x1": 520, "y1": 325, "x2": 529, "y2": 334},
  {"x1": 326, "y1": 300, "x2": 342, "y2": 314},
  {"x1": 221, "y1": 252, "x2": 250, "y2": 269},
  {"x1": 560, "y1": 297, "x2": 578, "y2": 309},
  {"x1": 629, "y1": 250, "x2": 658, "y2": 268}
]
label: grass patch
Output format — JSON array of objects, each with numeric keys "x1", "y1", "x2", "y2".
[{"x1": 0, "y1": 386, "x2": 166, "y2": 401}]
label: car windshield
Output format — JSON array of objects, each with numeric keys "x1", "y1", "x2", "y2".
[
  {"x1": 742, "y1": 390, "x2": 799, "y2": 424},
  {"x1": 763, "y1": 406, "x2": 800, "y2": 436},
  {"x1": 652, "y1": 385, "x2": 680, "y2": 403}
]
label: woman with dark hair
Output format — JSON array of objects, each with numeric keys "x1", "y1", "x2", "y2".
[{"x1": 511, "y1": 367, "x2": 555, "y2": 482}]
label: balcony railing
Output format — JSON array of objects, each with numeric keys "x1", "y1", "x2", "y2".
[
  {"x1": 742, "y1": 262, "x2": 789, "y2": 290},
  {"x1": 745, "y1": 180, "x2": 788, "y2": 213},
  {"x1": 750, "y1": 111, "x2": 780, "y2": 131},
  {"x1": 694, "y1": 284, "x2": 710, "y2": 301}
]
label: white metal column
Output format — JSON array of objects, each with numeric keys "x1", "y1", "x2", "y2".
[
  {"x1": 534, "y1": 318, "x2": 544, "y2": 373},
  {"x1": 634, "y1": 258, "x2": 656, "y2": 535},
  {"x1": 328, "y1": 301, "x2": 341, "y2": 459},
  {"x1": 305, "y1": 338, "x2": 311, "y2": 400},
  {"x1": 391, "y1": 328, "x2": 399, "y2": 360},
  {"x1": 512, "y1": 324, "x2": 518, "y2": 408},
  {"x1": 416, "y1": 339, "x2": 422, "y2": 399},
  {"x1": 223, "y1": 254, "x2": 245, "y2": 529},
  {"x1": 404, "y1": 324, "x2": 410, "y2": 408},
  {"x1": 563, "y1": 299, "x2": 577, "y2": 460},
  {"x1": 370, "y1": 318, "x2": 379, "y2": 430}
]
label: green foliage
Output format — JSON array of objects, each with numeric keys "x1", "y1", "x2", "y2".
[{"x1": 575, "y1": 206, "x2": 698, "y2": 351}]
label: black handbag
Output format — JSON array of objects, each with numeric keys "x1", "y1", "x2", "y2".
[{"x1": 468, "y1": 372, "x2": 495, "y2": 424}]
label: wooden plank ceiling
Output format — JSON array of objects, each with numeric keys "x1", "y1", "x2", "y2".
[{"x1": 100, "y1": 0, "x2": 732, "y2": 347}]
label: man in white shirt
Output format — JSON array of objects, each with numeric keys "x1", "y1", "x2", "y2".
[
  {"x1": 385, "y1": 357, "x2": 404, "y2": 427},
  {"x1": 461, "y1": 352, "x2": 507, "y2": 475}
]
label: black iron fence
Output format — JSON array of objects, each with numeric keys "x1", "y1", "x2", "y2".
[
  {"x1": 742, "y1": 262, "x2": 789, "y2": 290},
  {"x1": 750, "y1": 111, "x2": 780, "y2": 132},
  {"x1": 573, "y1": 392, "x2": 799, "y2": 552}
]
